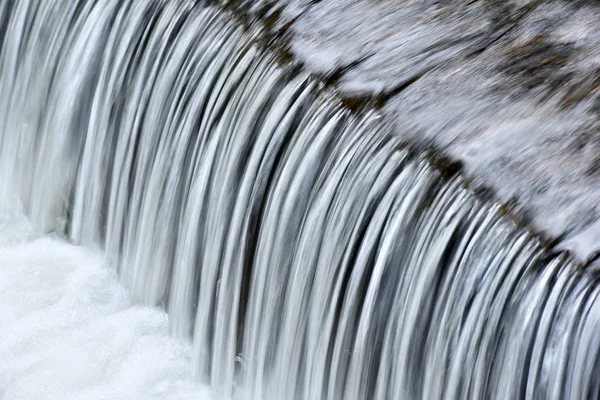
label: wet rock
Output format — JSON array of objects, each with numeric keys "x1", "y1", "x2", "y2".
[
  {"x1": 381, "y1": 2, "x2": 600, "y2": 261},
  {"x1": 222, "y1": 0, "x2": 600, "y2": 262}
]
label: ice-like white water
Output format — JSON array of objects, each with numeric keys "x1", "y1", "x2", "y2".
[{"x1": 0, "y1": 202, "x2": 212, "y2": 400}]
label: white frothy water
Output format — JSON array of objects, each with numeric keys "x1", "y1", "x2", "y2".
[{"x1": 0, "y1": 201, "x2": 212, "y2": 400}]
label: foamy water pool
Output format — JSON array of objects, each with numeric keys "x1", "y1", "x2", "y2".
[{"x1": 0, "y1": 205, "x2": 212, "y2": 400}]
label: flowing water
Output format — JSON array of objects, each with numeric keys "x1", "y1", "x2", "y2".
[
  {"x1": 1, "y1": 1, "x2": 599, "y2": 399},
  {"x1": 0, "y1": 203, "x2": 212, "y2": 400}
]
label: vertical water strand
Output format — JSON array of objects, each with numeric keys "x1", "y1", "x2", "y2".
[
  {"x1": 28, "y1": 0, "x2": 120, "y2": 233},
  {"x1": 70, "y1": 0, "x2": 167, "y2": 244},
  {"x1": 524, "y1": 260, "x2": 579, "y2": 399},
  {"x1": 0, "y1": 1, "x2": 12, "y2": 59},
  {"x1": 168, "y1": 73, "x2": 314, "y2": 343},
  {"x1": 161, "y1": 13, "x2": 250, "y2": 343},
  {"x1": 0, "y1": 0, "x2": 93, "y2": 220},
  {"x1": 325, "y1": 158, "x2": 419, "y2": 399},
  {"x1": 526, "y1": 261, "x2": 600, "y2": 399},
  {"x1": 544, "y1": 273, "x2": 590, "y2": 398},
  {"x1": 241, "y1": 97, "x2": 347, "y2": 399},
  {"x1": 203, "y1": 73, "x2": 315, "y2": 394},
  {"x1": 206, "y1": 71, "x2": 312, "y2": 394},
  {"x1": 181, "y1": 23, "x2": 281, "y2": 393},
  {"x1": 444, "y1": 229, "x2": 538, "y2": 399},
  {"x1": 154, "y1": 7, "x2": 247, "y2": 339},
  {"x1": 472, "y1": 238, "x2": 543, "y2": 399},
  {"x1": 373, "y1": 179, "x2": 473, "y2": 399},
  {"x1": 301, "y1": 138, "x2": 407, "y2": 400},
  {"x1": 102, "y1": 0, "x2": 179, "y2": 284},
  {"x1": 189, "y1": 40, "x2": 263, "y2": 385},
  {"x1": 269, "y1": 113, "x2": 394, "y2": 399},
  {"x1": 340, "y1": 161, "x2": 440, "y2": 400},
  {"x1": 508, "y1": 256, "x2": 569, "y2": 399},
  {"x1": 117, "y1": 3, "x2": 234, "y2": 307},
  {"x1": 0, "y1": 0, "x2": 43, "y2": 206},
  {"x1": 423, "y1": 203, "x2": 509, "y2": 399},
  {"x1": 420, "y1": 206, "x2": 503, "y2": 399},
  {"x1": 115, "y1": 0, "x2": 199, "y2": 304},
  {"x1": 327, "y1": 160, "x2": 432, "y2": 399},
  {"x1": 475, "y1": 240, "x2": 543, "y2": 399},
  {"x1": 184, "y1": 37, "x2": 289, "y2": 393},
  {"x1": 565, "y1": 276, "x2": 600, "y2": 398}
]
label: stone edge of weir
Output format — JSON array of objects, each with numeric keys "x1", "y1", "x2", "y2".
[{"x1": 205, "y1": 0, "x2": 600, "y2": 267}]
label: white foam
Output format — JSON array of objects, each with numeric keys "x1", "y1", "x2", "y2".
[{"x1": 0, "y1": 208, "x2": 213, "y2": 400}]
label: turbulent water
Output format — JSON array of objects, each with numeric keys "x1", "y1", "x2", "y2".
[
  {"x1": 0, "y1": 204, "x2": 212, "y2": 399},
  {"x1": 1, "y1": 1, "x2": 600, "y2": 399}
]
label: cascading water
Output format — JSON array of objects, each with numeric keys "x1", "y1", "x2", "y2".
[{"x1": 1, "y1": 1, "x2": 599, "y2": 399}]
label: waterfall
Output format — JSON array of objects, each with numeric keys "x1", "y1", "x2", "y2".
[{"x1": 1, "y1": 1, "x2": 599, "y2": 399}]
